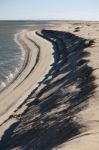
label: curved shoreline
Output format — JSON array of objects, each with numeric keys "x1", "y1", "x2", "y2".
[
  {"x1": 14, "y1": 29, "x2": 29, "y2": 74},
  {"x1": 0, "y1": 30, "x2": 28, "y2": 93},
  {"x1": 0, "y1": 30, "x2": 54, "y2": 125},
  {"x1": 1, "y1": 23, "x2": 99, "y2": 150}
]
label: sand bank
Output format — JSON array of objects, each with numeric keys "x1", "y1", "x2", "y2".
[
  {"x1": 0, "y1": 22, "x2": 99, "y2": 150},
  {"x1": 0, "y1": 30, "x2": 54, "y2": 125}
]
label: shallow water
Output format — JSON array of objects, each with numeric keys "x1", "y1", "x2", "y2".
[
  {"x1": 0, "y1": 21, "x2": 48, "y2": 92},
  {"x1": 0, "y1": 23, "x2": 24, "y2": 91}
]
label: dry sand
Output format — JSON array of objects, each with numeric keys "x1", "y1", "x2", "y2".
[
  {"x1": 0, "y1": 22, "x2": 99, "y2": 150},
  {"x1": 53, "y1": 22, "x2": 99, "y2": 150},
  {"x1": 0, "y1": 30, "x2": 54, "y2": 127}
]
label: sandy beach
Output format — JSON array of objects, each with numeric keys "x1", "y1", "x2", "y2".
[
  {"x1": 0, "y1": 21, "x2": 99, "y2": 150},
  {"x1": 0, "y1": 30, "x2": 54, "y2": 127}
]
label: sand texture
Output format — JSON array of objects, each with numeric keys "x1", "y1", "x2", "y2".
[{"x1": 0, "y1": 22, "x2": 99, "y2": 150}]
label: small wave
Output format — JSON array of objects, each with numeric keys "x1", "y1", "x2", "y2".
[
  {"x1": 0, "y1": 30, "x2": 27, "y2": 92},
  {"x1": 5, "y1": 75, "x2": 10, "y2": 83},
  {"x1": 8, "y1": 72, "x2": 14, "y2": 80},
  {"x1": 0, "y1": 81, "x2": 6, "y2": 91},
  {"x1": 7, "y1": 68, "x2": 18, "y2": 82},
  {"x1": 1, "y1": 81, "x2": 6, "y2": 88},
  {"x1": 0, "y1": 67, "x2": 20, "y2": 91},
  {"x1": 14, "y1": 30, "x2": 26, "y2": 67},
  {"x1": 4, "y1": 72, "x2": 14, "y2": 84},
  {"x1": 14, "y1": 67, "x2": 19, "y2": 74}
]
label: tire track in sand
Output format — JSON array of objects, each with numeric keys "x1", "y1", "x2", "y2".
[{"x1": 0, "y1": 30, "x2": 54, "y2": 125}]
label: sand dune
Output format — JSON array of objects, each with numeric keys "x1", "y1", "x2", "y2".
[{"x1": 0, "y1": 22, "x2": 99, "y2": 150}]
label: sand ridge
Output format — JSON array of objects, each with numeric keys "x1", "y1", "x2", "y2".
[
  {"x1": 0, "y1": 22, "x2": 99, "y2": 150},
  {"x1": 0, "y1": 30, "x2": 54, "y2": 125}
]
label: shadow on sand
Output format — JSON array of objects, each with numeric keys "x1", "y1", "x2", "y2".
[{"x1": 0, "y1": 30, "x2": 96, "y2": 150}]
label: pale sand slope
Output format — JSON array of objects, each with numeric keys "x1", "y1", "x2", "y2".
[
  {"x1": 1, "y1": 23, "x2": 99, "y2": 150},
  {"x1": 0, "y1": 30, "x2": 54, "y2": 126},
  {"x1": 51, "y1": 23, "x2": 99, "y2": 150}
]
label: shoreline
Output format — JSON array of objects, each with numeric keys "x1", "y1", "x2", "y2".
[
  {"x1": 0, "y1": 30, "x2": 28, "y2": 93},
  {"x1": 0, "y1": 29, "x2": 54, "y2": 126},
  {"x1": 0, "y1": 22, "x2": 99, "y2": 150}
]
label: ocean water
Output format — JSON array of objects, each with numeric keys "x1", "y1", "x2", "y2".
[{"x1": 0, "y1": 21, "x2": 49, "y2": 92}]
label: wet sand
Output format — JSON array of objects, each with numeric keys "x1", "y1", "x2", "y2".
[
  {"x1": 0, "y1": 22, "x2": 99, "y2": 150},
  {"x1": 0, "y1": 30, "x2": 54, "y2": 125}
]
